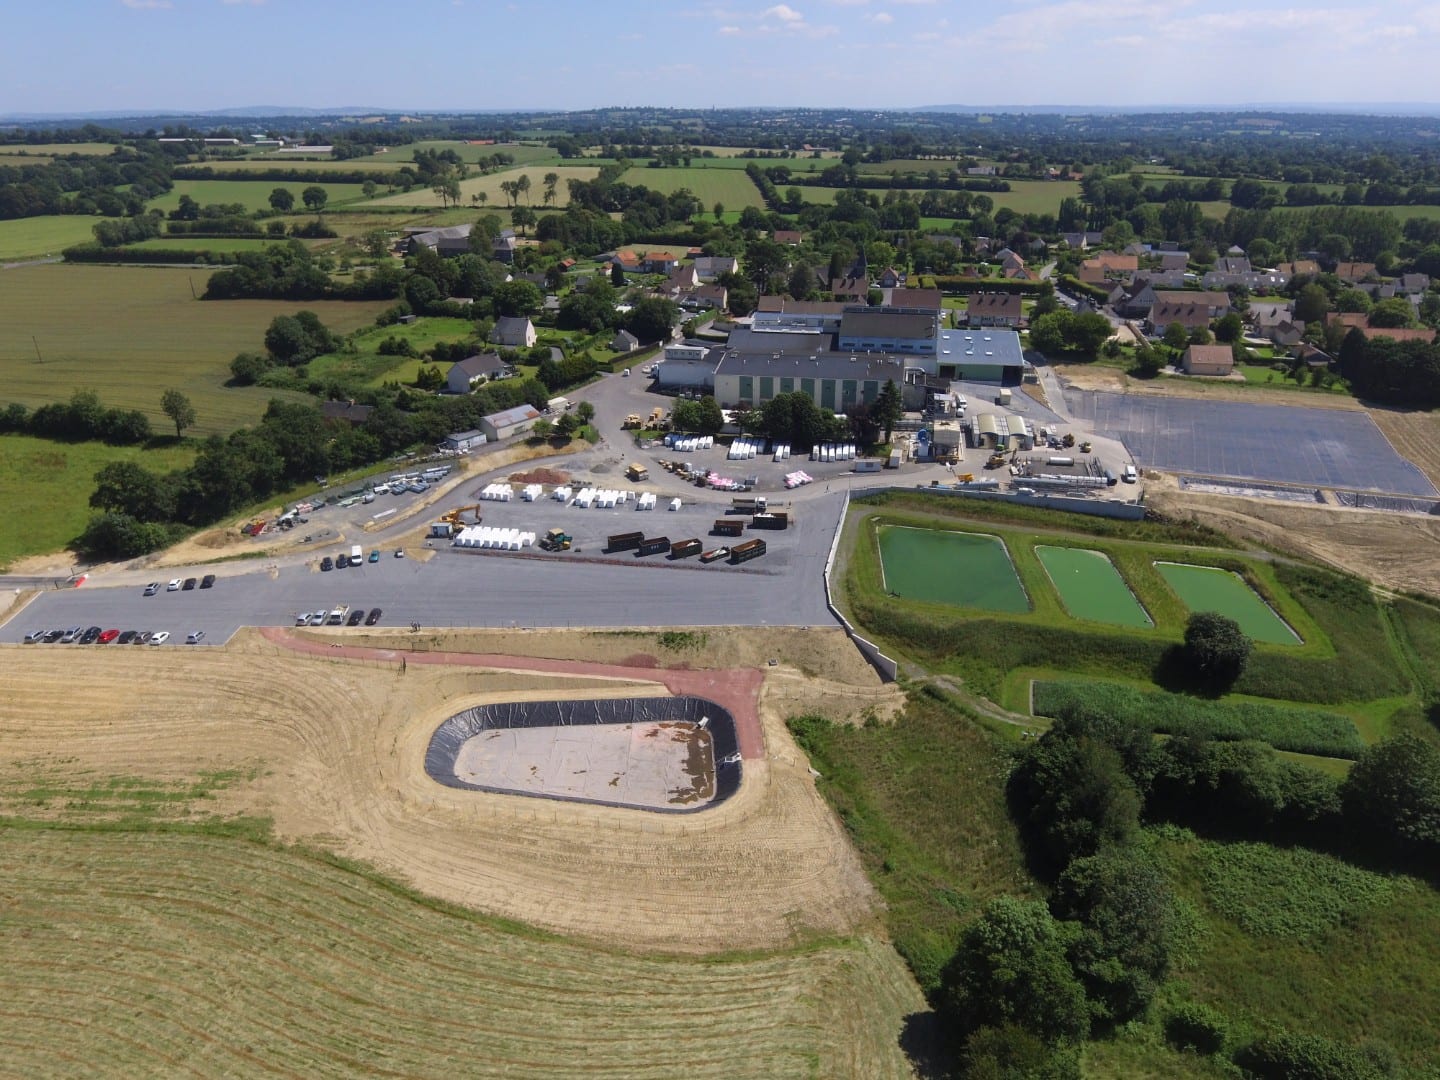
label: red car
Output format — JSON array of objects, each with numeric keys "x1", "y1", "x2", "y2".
[{"x1": 97, "y1": 628, "x2": 120, "y2": 644}]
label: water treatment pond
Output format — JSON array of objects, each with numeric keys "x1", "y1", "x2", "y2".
[
  {"x1": 1156, "y1": 562, "x2": 1301, "y2": 644},
  {"x1": 878, "y1": 526, "x2": 1029, "y2": 613},
  {"x1": 1036, "y1": 546, "x2": 1152, "y2": 628}
]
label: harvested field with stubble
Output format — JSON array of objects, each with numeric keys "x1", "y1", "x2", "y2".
[{"x1": 0, "y1": 628, "x2": 924, "y2": 1076}]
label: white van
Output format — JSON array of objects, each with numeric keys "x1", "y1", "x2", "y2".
[
  {"x1": 1122, "y1": 464, "x2": 1138, "y2": 483},
  {"x1": 350, "y1": 544, "x2": 363, "y2": 562}
]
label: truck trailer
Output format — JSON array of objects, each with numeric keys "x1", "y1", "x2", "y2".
[
  {"x1": 636, "y1": 536, "x2": 672, "y2": 557},
  {"x1": 606, "y1": 531, "x2": 644, "y2": 553},
  {"x1": 712, "y1": 519, "x2": 745, "y2": 537},
  {"x1": 750, "y1": 512, "x2": 789, "y2": 530},
  {"x1": 729, "y1": 538, "x2": 767, "y2": 564}
]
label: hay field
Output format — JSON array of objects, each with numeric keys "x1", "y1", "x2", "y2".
[
  {"x1": 362, "y1": 166, "x2": 601, "y2": 210},
  {"x1": 0, "y1": 632, "x2": 884, "y2": 952},
  {"x1": 619, "y1": 166, "x2": 767, "y2": 209},
  {"x1": 0, "y1": 215, "x2": 114, "y2": 261},
  {"x1": 0, "y1": 141, "x2": 120, "y2": 156},
  {"x1": 350, "y1": 141, "x2": 560, "y2": 167},
  {"x1": 0, "y1": 264, "x2": 390, "y2": 434}
]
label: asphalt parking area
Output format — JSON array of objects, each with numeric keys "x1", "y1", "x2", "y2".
[{"x1": 1065, "y1": 390, "x2": 1438, "y2": 496}]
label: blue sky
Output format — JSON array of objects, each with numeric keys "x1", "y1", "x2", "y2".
[{"x1": 5, "y1": 0, "x2": 1440, "y2": 114}]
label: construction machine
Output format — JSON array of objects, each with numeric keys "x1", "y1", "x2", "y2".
[
  {"x1": 440, "y1": 504, "x2": 482, "y2": 528},
  {"x1": 623, "y1": 414, "x2": 643, "y2": 429},
  {"x1": 1062, "y1": 432, "x2": 1076, "y2": 448},
  {"x1": 538, "y1": 528, "x2": 572, "y2": 552},
  {"x1": 985, "y1": 452, "x2": 1008, "y2": 470}
]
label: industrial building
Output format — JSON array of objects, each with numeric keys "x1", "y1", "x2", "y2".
[
  {"x1": 934, "y1": 328, "x2": 1027, "y2": 383},
  {"x1": 711, "y1": 350, "x2": 907, "y2": 412},
  {"x1": 480, "y1": 405, "x2": 541, "y2": 442}
]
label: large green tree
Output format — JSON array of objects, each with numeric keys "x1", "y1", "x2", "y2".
[
  {"x1": 1341, "y1": 732, "x2": 1440, "y2": 856},
  {"x1": 267, "y1": 187, "x2": 295, "y2": 213},
  {"x1": 875, "y1": 379, "x2": 904, "y2": 441},
  {"x1": 1183, "y1": 611, "x2": 1252, "y2": 690},
  {"x1": 160, "y1": 389, "x2": 196, "y2": 439},
  {"x1": 1009, "y1": 733, "x2": 1141, "y2": 873},
  {"x1": 301, "y1": 185, "x2": 328, "y2": 212}
]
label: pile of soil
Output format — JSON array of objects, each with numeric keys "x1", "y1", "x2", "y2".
[{"x1": 510, "y1": 467, "x2": 571, "y2": 485}]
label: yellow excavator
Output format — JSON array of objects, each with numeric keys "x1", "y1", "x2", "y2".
[{"x1": 440, "y1": 504, "x2": 482, "y2": 528}]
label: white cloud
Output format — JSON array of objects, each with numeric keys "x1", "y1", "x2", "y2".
[
  {"x1": 764, "y1": 3, "x2": 804, "y2": 20},
  {"x1": 122, "y1": 0, "x2": 172, "y2": 8},
  {"x1": 718, "y1": 24, "x2": 742, "y2": 34},
  {"x1": 869, "y1": 10, "x2": 894, "y2": 22}
]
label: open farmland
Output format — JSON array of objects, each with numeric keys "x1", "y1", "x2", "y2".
[
  {"x1": 0, "y1": 433, "x2": 195, "y2": 569},
  {"x1": 804, "y1": 178, "x2": 1081, "y2": 216},
  {"x1": 619, "y1": 166, "x2": 767, "y2": 209},
  {"x1": 148, "y1": 179, "x2": 372, "y2": 213},
  {"x1": 0, "y1": 632, "x2": 921, "y2": 1077},
  {"x1": 0, "y1": 265, "x2": 389, "y2": 435},
  {"x1": 350, "y1": 140, "x2": 561, "y2": 167},
  {"x1": 363, "y1": 165, "x2": 601, "y2": 209},
  {"x1": 0, "y1": 215, "x2": 114, "y2": 261},
  {"x1": 0, "y1": 141, "x2": 122, "y2": 157},
  {"x1": 179, "y1": 157, "x2": 404, "y2": 174}
]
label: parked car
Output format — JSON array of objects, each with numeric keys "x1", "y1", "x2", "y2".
[
  {"x1": 80, "y1": 626, "x2": 102, "y2": 644},
  {"x1": 23, "y1": 630, "x2": 45, "y2": 644},
  {"x1": 149, "y1": 631, "x2": 170, "y2": 646},
  {"x1": 186, "y1": 631, "x2": 205, "y2": 644},
  {"x1": 98, "y1": 629, "x2": 120, "y2": 644},
  {"x1": 394, "y1": 549, "x2": 405, "y2": 558},
  {"x1": 335, "y1": 554, "x2": 349, "y2": 569},
  {"x1": 295, "y1": 612, "x2": 311, "y2": 626},
  {"x1": 320, "y1": 557, "x2": 334, "y2": 572},
  {"x1": 182, "y1": 577, "x2": 197, "y2": 591},
  {"x1": 135, "y1": 631, "x2": 153, "y2": 645},
  {"x1": 365, "y1": 607, "x2": 382, "y2": 626},
  {"x1": 199, "y1": 574, "x2": 216, "y2": 589},
  {"x1": 166, "y1": 579, "x2": 182, "y2": 591},
  {"x1": 43, "y1": 629, "x2": 65, "y2": 643},
  {"x1": 143, "y1": 582, "x2": 160, "y2": 596},
  {"x1": 117, "y1": 630, "x2": 138, "y2": 645},
  {"x1": 310, "y1": 610, "x2": 327, "y2": 626},
  {"x1": 368, "y1": 549, "x2": 380, "y2": 563},
  {"x1": 346, "y1": 609, "x2": 365, "y2": 626},
  {"x1": 59, "y1": 626, "x2": 82, "y2": 644}
]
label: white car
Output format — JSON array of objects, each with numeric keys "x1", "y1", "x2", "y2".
[
  {"x1": 149, "y1": 631, "x2": 170, "y2": 646},
  {"x1": 166, "y1": 579, "x2": 182, "y2": 591},
  {"x1": 295, "y1": 612, "x2": 311, "y2": 626},
  {"x1": 310, "y1": 610, "x2": 328, "y2": 625},
  {"x1": 186, "y1": 631, "x2": 205, "y2": 644}
]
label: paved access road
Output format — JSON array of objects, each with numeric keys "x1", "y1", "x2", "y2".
[
  {"x1": 2, "y1": 494, "x2": 846, "y2": 645},
  {"x1": 1065, "y1": 390, "x2": 1438, "y2": 496}
]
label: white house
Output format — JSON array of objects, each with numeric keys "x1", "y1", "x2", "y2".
[{"x1": 490, "y1": 317, "x2": 536, "y2": 349}]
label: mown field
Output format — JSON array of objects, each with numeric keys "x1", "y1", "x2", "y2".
[
  {"x1": 0, "y1": 796, "x2": 918, "y2": 1078},
  {"x1": 0, "y1": 215, "x2": 113, "y2": 261},
  {"x1": 121, "y1": 236, "x2": 290, "y2": 253},
  {"x1": 148, "y1": 179, "x2": 372, "y2": 213},
  {"x1": 0, "y1": 433, "x2": 196, "y2": 569},
  {"x1": 306, "y1": 316, "x2": 477, "y2": 387},
  {"x1": 0, "y1": 265, "x2": 389, "y2": 435},
  {"x1": 362, "y1": 165, "x2": 601, "y2": 210},
  {"x1": 619, "y1": 165, "x2": 767, "y2": 209},
  {"x1": 349, "y1": 140, "x2": 561, "y2": 167},
  {"x1": 804, "y1": 178, "x2": 1082, "y2": 216},
  {"x1": 0, "y1": 141, "x2": 121, "y2": 156}
]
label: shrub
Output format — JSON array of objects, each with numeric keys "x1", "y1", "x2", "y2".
[
  {"x1": 1164, "y1": 1002, "x2": 1230, "y2": 1055},
  {"x1": 1234, "y1": 1031, "x2": 1395, "y2": 1079},
  {"x1": 1184, "y1": 611, "x2": 1252, "y2": 691}
]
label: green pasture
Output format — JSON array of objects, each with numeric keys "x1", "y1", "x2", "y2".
[
  {"x1": 0, "y1": 264, "x2": 389, "y2": 435},
  {"x1": 149, "y1": 179, "x2": 371, "y2": 214},
  {"x1": 349, "y1": 140, "x2": 559, "y2": 166},
  {"x1": 1035, "y1": 545, "x2": 1152, "y2": 628},
  {"x1": 877, "y1": 525, "x2": 1029, "y2": 613},
  {"x1": 0, "y1": 215, "x2": 115, "y2": 261},
  {"x1": 362, "y1": 165, "x2": 600, "y2": 210},
  {"x1": 306, "y1": 316, "x2": 478, "y2": 387},
  {"x1": 184, "y1": 157, "x2": 403, "y2": 174},
  {"x1": 804, "y1": 179, "x2": 1081, "y2": 217},
  {"x1": 1157, "y1": 562, "x2": 1301, "y2": 645},
  {"x1": 618, "y1": 166, "x2": 767, "y2": 208},
  {"x1": 0, "y1": 433, "x2": 196, "y2": 569},
  {"x1": 122, "y1": 237, "x2": 286, "y2": 253}
]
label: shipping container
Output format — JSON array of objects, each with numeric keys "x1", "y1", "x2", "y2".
[
  {"x1": 750, "y1": 512, "x2": 789, "y2": 530},
  {"x1": 729, "y1": 538, "x2": 767, "y2": 564},
  {"x1": 606, "y1": 531, "x2": 644, "y2": 553},
  {"x1": 700, "y1": 547, "x2": 729, "y2": 563},
  {"x1": 637, "y1": 536, "x2": 672, "y2": 557},
  {"x1": 712, "y1": 519, "x2": 745, "y2": 537},
  {"x1": 670, "y1": 538, "x2": 703, "y2": 558}
]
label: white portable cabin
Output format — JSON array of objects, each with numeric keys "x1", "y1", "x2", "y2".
[{"x1": 669, "y1": 497, "x2": 682, "y2": 511}]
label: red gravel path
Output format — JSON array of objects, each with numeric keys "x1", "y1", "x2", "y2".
[{"x1": 258, "y1": 627, "x2": 766, "y2": 759}]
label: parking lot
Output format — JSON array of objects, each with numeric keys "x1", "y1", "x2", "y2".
[
  {"x1": 1065, "y1": 390, "x2": 1439, "y2": 496},
  {"x1": 2, "y1": 492, "x2": 845, "y2": 645}
]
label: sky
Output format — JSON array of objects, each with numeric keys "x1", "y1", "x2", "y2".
[{"x1": 4, "y1": 0, "x2": 1440, "y2": 115}]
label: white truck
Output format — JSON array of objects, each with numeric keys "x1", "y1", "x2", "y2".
[
  {"x1": 327, "y1": 605, "x2": 349, "y2": 626},
  {"x1": 350, "y1": 544, "x2": 363, "y2": 563}
]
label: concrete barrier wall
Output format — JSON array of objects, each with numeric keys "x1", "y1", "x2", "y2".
[{"x1": 822, "y1": 489, "x2": 901, "y2": 683}]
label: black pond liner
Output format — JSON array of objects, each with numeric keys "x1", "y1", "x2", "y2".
[{"x1": 424, "y1": 696, "x2": 741, "y2": 814}]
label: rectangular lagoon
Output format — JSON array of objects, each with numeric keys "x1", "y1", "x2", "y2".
[
  {"x1": 878, "y1": 526, "x2": 1029, "y2": 613},
  {"x1": 1036, "y1": 546, "x2": 1152, "y2": 628},
  {"x1": 1156, "y1": 562, "x2": 1300, "y2": 645}
]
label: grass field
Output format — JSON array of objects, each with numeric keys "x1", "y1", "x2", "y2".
[
  {"x1": 181, "y1": 157, "x2": 404, "y2": 174},
  {"x1": 306, "y1": 316, "x2": 477, "y2": 387},
  {"x1": 1156, "y1": 562, "x2": 1301, "y2": 645},
  {"x1": 0, "y1": 433, "x2": 195, "y2": 569},
  {"x1": 0, "y1": 265, "x2": 389, "y2": 435},
  {"x1": 122, "y1": 236, "x2": 286, "y2": 253},
  {"x1": 0, "y1": 215, "x2": 114, "y2": 261},
  {"x1": 804, "y1": 178, "x2": 1081, "y2": 217},
  {"x1": 362, "y1": 166, "x2": 601, "y2": 210},
  {"x1": 1035, "y1": 545, "x2": 1153, "y2": 628},
  {"x1": 0, "y1": 141, "x2": 121, "y2": 156},
  {"x1": 349, "y1": 140, "x2": 561, "y2": 167},
  {"x1": 619, "y1": 165, "x2": 767, "y2": 209},
  {"x1": 148, "y1": 179, "x2": 371, "y2": 214}
]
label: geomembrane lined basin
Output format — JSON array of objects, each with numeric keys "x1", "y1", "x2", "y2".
[
  {"x1": 1156, "y1": 562, "x2": 1301, "y2": 645},
  {"x1": 878, "y1": 525, "x2": 1030, "y2": 613},
  {"x1": 1036, "y1": 546, "x2": 1152, "y2": 628},
  {"x1": 425, "y1": 696, "x2": 741, "y2": 813}
]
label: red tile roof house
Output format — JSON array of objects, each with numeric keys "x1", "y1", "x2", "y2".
[{"x1": 640, "y1": 251, "x2": 681, "y2": 274}]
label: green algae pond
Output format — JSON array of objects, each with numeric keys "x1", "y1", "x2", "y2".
[
  {"x1": 1156, "y1": 562, "x2": 1301, "y2": 644},
  {"x1": 1035, "y1": 546, "x2": 1152, "y2": 628},
  {"x1": 877, "y1": 526, "x2": 1029, "y2": 613}
]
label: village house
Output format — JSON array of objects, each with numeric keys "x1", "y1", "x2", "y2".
[
  {"x1": 490, "y1": 317, "x2": 536, "y2": 349},
  {"x1": 1181, "y1": 343, "x2": 1236, "y2": 377},
  {"x1": 966, "y1": 292, "x2": 1024, "y2": 328},
  {"x1": 446, "y1": 353, "x2": 508, "y2": 394}
]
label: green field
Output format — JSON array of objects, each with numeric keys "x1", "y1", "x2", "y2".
[
  {"x1": 0, "y1": 433, "x2": 195, "y2": 569},
  {"x1": 0, "y1": 265, "x2": 389, "y2": 435},
  {"x1": 1157, "y1": 562, "x2": 1301, "y2": 645},
  {"x1": 149, "y1": 179, "x2": 372, "y2": 214},
  {"x1": 306, "y1": 316, "x2": 478, "y2": 387},
  {"x1": 350, "y1": 140, "x2": 560, "y2": 166},
  {"x1": 0, "y1": 141, "x2": 121, "y2": 157},
  {"x1": 0, "y1": 215, "x2": 115, "y2": 261},
  {"x1": 1035, "y1": 545, "x2": 1152, "y2": 628},
  {"x1": 363, "y1": 165, "x2": 601, "y2": 210},
  {"x1": 619, "y1": 166, "x2": 767, "y2": 209},
  {"x1": 181, "y1": 157, "x2": 404, "y2": 174},
  {"x1": 877, "y1": 525, "x2": 1029, "y2": 613},
  {"x1": 123, "y1": 236, "x2": 288, "y2": 253},
  {"x1": 805, "y1": 179, "x2": 1081, "y2": 217}
]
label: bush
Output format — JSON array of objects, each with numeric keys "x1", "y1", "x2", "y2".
[
  {"x1": 1340, "y1": 733, "x2": 1440, "y2": 859},
  {"x1": 1164, "y1": 1002, "x2": 1230, "y2": 1055},
  {"x1": 1235, "y1": 1031, "x2": 1395, "y2": 1079},
  {"x1": 1032, "y1": 681, "x2": 1365, "y2": 759}
]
